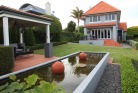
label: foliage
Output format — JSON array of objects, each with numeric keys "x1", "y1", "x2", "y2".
[
  {"x1": 60, "y1": 32, "x2": 74, "y2": 42},
  {"x1": 0, "y1": 74, "x2": 65, "y2": 93},
  {"x1": 127, "y1": 26, "x2": 138, "y2": 36},
  {"x1": 0, "y1": 46, "x2": 14, "y2": 75},
  {"x1": 9, "y1": 28, "x2": 20, "y2": 44},
  {"x1": 135, "y1": 43, "x2": 138, "y2": 50},
  {"x1": 60, "y1": 32, "x2": 84, "y2": 42},
  {"x1": 71, "y1": 7, "x2": 83, "y2": 32},
  {"x1": 67, "y1": 20, "x2": 76, "y2": 32},
  {"x1": 79, "y1": 26, "x2": 84, "y2": 33},
  {"x1": 74, "y1": 32, "x2": 84, "y2": 41},
  {"x1": 53, "y1": 41, "x2": 68, "y2": 46},
  {"x1": 33, "y1": 15, "x2": 62, "y2": 42},
  {"x1": 35, "y1": 43, "x2": 138, "y2": 93},
  {"x1": 29, "y1": 41, "x2": 68, "y2": 50},
  {"x1": 126, "y1": 35, "x2": 134, "y2": 40},
  {"x1": 24, "y1": 28, "x2": 35, "y2": 46},
  {"x1": 0, "y1": 28, "x2": 3, "y2": 44},
  {"x1": 127, "y1": 40, "x2": 138, "y2": 49},
  {"x1": 29, "y1": 44, "x2": 44, "y2": 50}
]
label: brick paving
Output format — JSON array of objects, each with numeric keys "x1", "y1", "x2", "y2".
[{"x1": 12, "y1": 54, "x2": 57, "y2": 72}]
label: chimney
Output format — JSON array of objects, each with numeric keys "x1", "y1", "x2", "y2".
[{"x1": 45, "y1": 2, "x2": 51, "y2": 15}]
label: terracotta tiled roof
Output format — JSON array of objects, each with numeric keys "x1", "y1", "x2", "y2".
[
  {"x1": 84, "y1": 22, "x2": 116, "y2": 28},
  {"x1": 118, "y1": 22, "x2": 127, "y2": 31},
  {"x1": 0, "y1": 5, "x2": 53, "y2": 21},
  {"x1": 83, "y1": 1, "x2": 121, "y2": 15}
]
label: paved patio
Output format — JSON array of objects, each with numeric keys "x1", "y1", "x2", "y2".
[{"x1": 12, "y1": 54, "x2": 57, "y2": 72}]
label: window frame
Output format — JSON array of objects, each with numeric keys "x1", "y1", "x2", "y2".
[{"x1": 90, "y1": 15, "x2": 101, "y2": 23}]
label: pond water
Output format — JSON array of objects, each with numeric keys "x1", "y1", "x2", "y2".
[{"x1": 1, "y1": 53, "x2": 105, "y2": 93}]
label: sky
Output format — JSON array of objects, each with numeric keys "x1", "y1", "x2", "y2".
[{"x1": 0, "y1": 0, "x2": 138, "y2": 29}]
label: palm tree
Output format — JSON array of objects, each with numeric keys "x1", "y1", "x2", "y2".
[{"x1": 71, "y1": 7, "x2": 83, "y2": 32}]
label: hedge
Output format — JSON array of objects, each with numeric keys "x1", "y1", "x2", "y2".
[
  {"x1": 126, "y1": 35, "x2": 134, "y2": 40},
  {"x1": 127, "y1": 40, "x2": 138, "y2": 49},
  {"x1": 0, "y1": 46, "x2": 14, "y2": 75},
  {"x1": 53, "y1": 41, "x2": 68, "y2": 46},
  {"x1": 29, "y1": 42, "x2": 68, "y2": 50}
]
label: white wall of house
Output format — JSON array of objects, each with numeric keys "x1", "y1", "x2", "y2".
[
  {"x1": 83, "y1": 13, "x2": 121, "y2": 42},
  {"x1": 85, "y1": 13, "x2": 117, "y2": 24},
  {"x1": 113, "y1": 26, "x2": 118, "y2": 41},
  {"x1": 123, "y1": 32, "x2": 127, "y2": 41}
]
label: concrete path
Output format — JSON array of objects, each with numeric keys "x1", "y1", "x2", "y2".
[{"x1": 121, "y1": 43, "x2": 132, "y2": 48}]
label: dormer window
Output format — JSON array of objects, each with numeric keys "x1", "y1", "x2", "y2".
[
  {"x1": 90, "y1": 15, "x2": 101, "y2": 22},
  {"x1": 105, "y1": 14, "x2": 115, "y2": 21}
]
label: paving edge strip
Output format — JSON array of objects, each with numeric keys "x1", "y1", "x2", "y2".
[{"x1": 94, "y1": 63, "x2": 121, "y2": 93}]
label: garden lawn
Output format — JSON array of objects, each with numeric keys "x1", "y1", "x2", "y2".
[{"x1": 35, "y1": 43, "x2": 138, "y2": 93}]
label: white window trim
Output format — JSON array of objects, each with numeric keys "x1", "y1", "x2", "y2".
[
  {"x1": 89, "y1": 15, "x2": 101, "y2": 23},
  {"x1": 105, "y1": 14, "x2": 115, "y2": 22}
]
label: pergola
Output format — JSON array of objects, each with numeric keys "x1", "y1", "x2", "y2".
[{"x1": 0, "y1": 5, "x2": 53, "y2": 57}]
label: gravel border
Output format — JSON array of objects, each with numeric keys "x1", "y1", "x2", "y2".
[{"x1": 94, "y1": 63, "x2": 121, "y2": 93}]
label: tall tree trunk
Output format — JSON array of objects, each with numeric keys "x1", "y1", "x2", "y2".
[{"x1": 78, "y1": 19, "x2": 79, "y2": 32}]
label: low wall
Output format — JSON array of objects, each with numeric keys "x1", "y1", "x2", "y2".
[
  {"x1": 79, "y1": 40, "x2": 104, "y2": 46},
  {"x1": 73, "y1": 52, "x2": 110, "y2": 93}
]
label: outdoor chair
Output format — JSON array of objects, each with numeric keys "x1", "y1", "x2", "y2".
[{"x1": 10, "y1": 43, "x2": 34, "y2": 59}]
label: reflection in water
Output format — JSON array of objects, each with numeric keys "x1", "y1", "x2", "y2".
[
  {"x1": 1, "y1": 53, "x2": 105, "y2": 93},
  {"x1": 68, "y1": 56, "x2": 76, "y2": 65},
  {"x1": 52, "y1": 73, "x2": 65, "y2": 83}
]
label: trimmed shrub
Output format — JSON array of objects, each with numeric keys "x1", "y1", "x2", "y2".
[
  {"x1": 29, "y1": 44, "x2": 44, "y2": 50},
  {"x1": 53, "y1": 41, "x2": 68, "y2": 46},
  {"x1": 0, "y1": 46, "x2": 14, "y2": 75},
  {"x1": 135, "y1": 43, "x2": 138, "y2": 50},
  {"x1": 71, "y1": 41, "x2": 79, "y2": 43},
  {"x1": 126, "y1": 35, "x2": 133, "y2": 40},
  {"x1": 128, "y1": 40, "x2": 138, "y2": 49},
  {"x1": 24, "y1": 28, "x2": 35, "y2": 46}
]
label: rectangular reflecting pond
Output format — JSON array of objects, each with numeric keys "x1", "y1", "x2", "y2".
[{"x1": 0, "y1": 52, "x2": 106, "y2": 93}]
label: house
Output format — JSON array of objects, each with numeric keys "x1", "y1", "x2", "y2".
[
  {"x1": 19, "y1": 2, "x2": 57, "y2": 18},
  {"x1": 81, "y1": 1, "x2": 127, "y2": 46}
]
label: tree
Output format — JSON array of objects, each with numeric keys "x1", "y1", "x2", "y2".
[
  {"x1": 127, "y1": 26, "x2": 138, "y2": 36},
  {"x1": 67, "y1": 21, "x2": 76, "y2": 32},
  {"x1": 33, "y1": 15, "x2": 62, "y2": 42},
  {"x1": 24, "y1": 28, "x2": 35, "y2": 46},
  {"x1": 79, "y1": 26, "x2": 84, "y2": 33},
  {"x1": 71, "y1": 7, "x2": 83, "y2": 32}
]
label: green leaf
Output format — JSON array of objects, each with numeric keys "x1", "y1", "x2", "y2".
[
  {"x1": 9, "y1": 74, "x2": 16, "y2": 81},
  {"x1": 25, "y1": 74, "x2": 39, "y2": 88},
  {"x1": 40, "y1": 81, "x2": 53, "y2": 93},
  {"x1": 52, "y1": 85, "x2": 66, "y2": 93},
  {"x1": 8, "y1": 81, "x2": 23, "y2": 91},
  {"x1": 30, "y1": 86, "x2": 42, "y2": 93},
  {"x1": 24, "y1": 90, "x2": 30, "y2": 93},
  {"x1": 0, "y1": 83, "x2": 8, "y2": 90}
]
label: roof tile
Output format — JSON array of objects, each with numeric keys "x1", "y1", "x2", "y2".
[
  {"x1": 83, "y1": 1, "x2": 120, "y2": 15},
  {"x1": 118, "y1": 22, "x2": 127, "y2": 31}
]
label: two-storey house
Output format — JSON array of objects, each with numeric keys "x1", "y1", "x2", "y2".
[{"x1": 81, "y1": 1, "x2": 127, "y2": 46}]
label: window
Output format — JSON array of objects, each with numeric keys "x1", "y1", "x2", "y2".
[
  {"x1": 105, "y1": 14, "x2": 115, "y2": 21},
  {"x1": 90, "y1": 16, "x2": 92, "y2": 22},
  {"x1": 112, "y1": 14, "x2": 115, "y2": 20},
  {"x1": 90, "y1": 15, "x2": 101, "y2": 22}
]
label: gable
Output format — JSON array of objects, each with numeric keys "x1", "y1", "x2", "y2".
[{"x1": 83, "y1": 1, "x2": 121, "y2": 15}]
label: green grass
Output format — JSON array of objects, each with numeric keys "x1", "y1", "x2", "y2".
[{"x1": 35, "y1": 43, "x2": 138, "y2": 93}]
